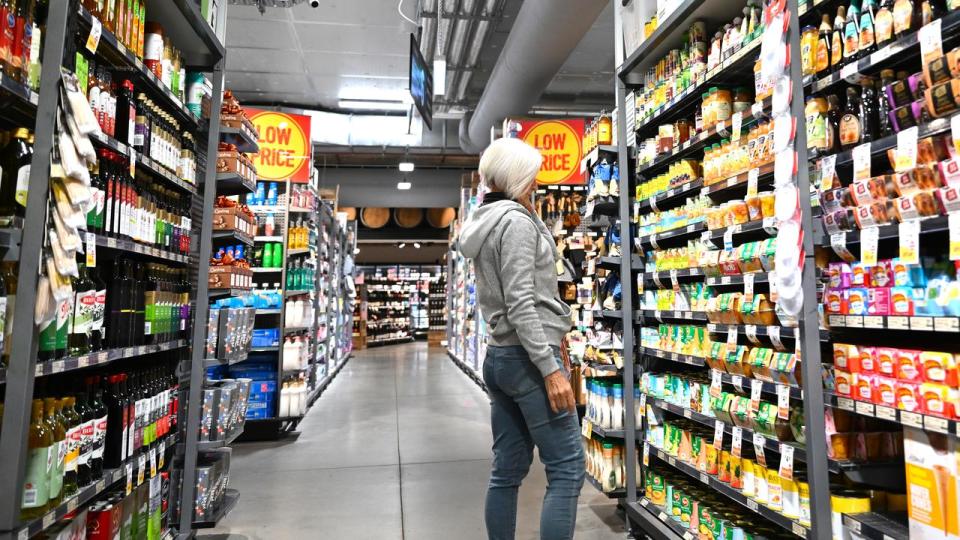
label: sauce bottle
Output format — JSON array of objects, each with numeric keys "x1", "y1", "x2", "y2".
[
  {"x1": 840, "y1": 87, "x2": 863, "y2": 150},
  {"x1": 816, "y1": 14, "x2": 833, "y2": 75},
  {"x1": 89, "y1": 380, "x2": 107, "y2": 481},
  {"x1": 831, "y1": 6, "x2": 847, "y2": 72},
  {"x1": 877, "y1": 69, "x2": 895, "y2": 137},
  {"x1": 44, "y1": 397, "x2": 65, "y2": 509},
  {"x1": 21, "y1": 399, "x2": 51, "y2": 519},
  {"x1": 893, "y1": 0, "x2": 915, "y2": 37},
  {"x1": 844, "y1": 0, "x2": 862, "y2": 62},
  {"x1": 859, "y1": 0, "x2": 878, "y2": 57},
  {"x1": 0, "y1": 127, "x2": 31, "y2": 219},
  {"x1": 875, "y1": 0, "x2": 895, "y2": 46},
  {"x1": 60, "y1": 396, "x2": 81, "y2": 497},
  {"x1": 860, "y1": 79, "x2": 878, "y2": 143},
  {"x1": 75, "y1": 388, "x2": 93, "y2": 487}
]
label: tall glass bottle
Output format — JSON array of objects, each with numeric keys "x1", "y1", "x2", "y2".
[
  {"x1": 0, "y1": 127, "x2": 32, "y2": 220},
  {"x1": 69, "y1": 262, "x2": 95, "y2": 356},
  {"x1": 60, "y1": 396, "x2": 81, "y2": 496},
  {"x1": 859, "y1": 0, "x2": 878, "y2": 58},
  {"x1": 21, "y1": 399, "x2": 51, "y2": 518},
  {"x1": 90, "y1": 264, "x2": 107, "y2": 351},
  {"x1": 89, "y1": 379, "x2": 107, "y2": 480},
  {"x1": 877, "y1": 70, "x2": 895, "y2": 137},
  {"x1": 875, "y1": 0, "x2": 895, "y2": 46},
  {"x1": 75, "y1": 388, "x2": 93, "y2": 487},
  {"x1": 844, "y1": 0, "x2": 862, "y2": 62},
  {"x1": 860, "y1": 79, "x2": 878, "y2": 143},
  {"x1": 44, "y1": 398, "x2": 66, "y2": 508}
]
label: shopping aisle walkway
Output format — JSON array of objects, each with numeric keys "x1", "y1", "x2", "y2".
[{"x1": 207, "y1": 342, "x2": 626, "y2": 539}]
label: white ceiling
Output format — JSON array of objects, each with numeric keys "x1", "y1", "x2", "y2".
[{"x1": 224, "y1": 0, "x2": 614, "y2": 114}]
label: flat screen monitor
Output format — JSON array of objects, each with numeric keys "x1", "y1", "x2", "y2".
[{"x1": 409, "y1": 33, "x2": 433, "y2": 130}]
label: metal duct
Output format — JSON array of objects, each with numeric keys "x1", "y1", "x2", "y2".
[{"x1": 458, "y1": 0, "x2": 607, "y2": 153}]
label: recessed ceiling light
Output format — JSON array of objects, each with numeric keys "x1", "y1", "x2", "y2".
[
  {"x1": 399, "y1": 162, "x2": 415, "y2": 172},
  {"x1": 397, "y1": 181, "x2": 412, "y2": 190},
  {"x1": 398, "y1": 242, "x2": 406, "y2": 248},
  {"x1": 413, "y1": 242, "x2": 421, "y2": 249}
]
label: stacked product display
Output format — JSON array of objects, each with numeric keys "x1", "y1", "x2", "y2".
[
  {"x1": 609, "y1": 0, "x2": 960, "y2": 539},
  {"x1": 427, "y1": 277, "x2": 447, "y2": 346},
  {"x1": 314, "y1": 208, "x2": 355, "y2": 387},
  {"x1": 359, "y1": 265, "x2": 443, "y2": 346},
  {"x1": 447, "y1": 178, "x2": 485, "y2": 385},
  {"x1": 0, "y1": 1, "x2": 242, "y2": 538}
]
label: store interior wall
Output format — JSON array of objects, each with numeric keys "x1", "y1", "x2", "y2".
[
  {"x1": 317, "y1": 167, "x2": 467, "y2": 208},
  {"x1": 355, "y1": 243, "x2": 449, "y2": 264}
]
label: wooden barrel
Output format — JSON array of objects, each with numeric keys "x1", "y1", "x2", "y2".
[
  {"x1": 340, "y1": 207, "x2": 357, "y2": 221},
  {"x1": 360, "y1": 207, "x2": 390, "y2": 229},
  {"x1": 393, "y1": 208, "x2": 424, "y2": 228},
  {"x1": 426, "y1": 207, "x2": 456, "y2": 228}
]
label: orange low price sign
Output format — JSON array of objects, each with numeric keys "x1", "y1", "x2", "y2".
[
  {"x1": 517, "y1": 118, "x2": 585, "y2": 185},
  {"x1": 245, "y1": 108, "x2": 312, "y2": 183}
]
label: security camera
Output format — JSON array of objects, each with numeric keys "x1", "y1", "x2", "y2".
[{"x1": 309, "y1": 0, "x2": 319, "y2": 6}]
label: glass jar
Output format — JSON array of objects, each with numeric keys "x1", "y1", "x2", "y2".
[
  {"x1": 801, "y1": 25, "x2": 818, "y2": 76},
  {"x1": 733, "y1": 87, "x2": 753, "y2": 114}
]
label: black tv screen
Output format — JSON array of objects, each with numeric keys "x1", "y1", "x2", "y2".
[{"x1": 409, "y1": 33, "x2": 433, "y2": 130}]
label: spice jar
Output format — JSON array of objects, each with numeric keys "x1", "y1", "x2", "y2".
[
  {"x1": 144, "y1": 23, "x2": 165, "y2": 79},
  {"x1": 733, "y1": 87, "x2": 753, "y2": 113}
]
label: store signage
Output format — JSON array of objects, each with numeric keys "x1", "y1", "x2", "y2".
[
  {"x1": 514, "y1": 118, "x2": 585, "y2": 185},
  {"x1": 245, "y1": 108, "x2": 312, "y2": 183}
]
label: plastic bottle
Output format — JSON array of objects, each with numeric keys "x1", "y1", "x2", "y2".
[
  {"x1": 611, "y1": 384, "x2": 623, "y2": 430},
  {"x1": 267, "y1": 182, "x2": 278, "y2": 206}
]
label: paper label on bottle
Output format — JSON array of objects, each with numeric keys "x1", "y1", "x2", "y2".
[
  {"x1": 894, "y1": 126, "x2": 918, "y2": 172},
  {"x1": 731, "y1": 427, "x2": 742, "y2": 457},
  {"x1": 86, "y1": 17, "x2": 102, "y2": 54},
  {"x1": 950, "y1": 213, "x2": 960, "y2": 261},
  {"x1": 899, "y1": 219, "x2": 920, "y2": 265},
  {"x1": 861, "y1": 226, "x2": 879, "y2": 266},
  {"x1": 15, "y1": 165, "x2": 29, "y2": 208},
  {"x1": 747, "y1": 168, "x2": 760, "y2": 198},
  {"x1": 779, "y1": 444, "x2": 795, "y2": 480},
  {"x1": 853, "y1": 143, "x2": 872, "y2": 181},
  {"x1": 753, "y1": 433, "x2": 767, "y2": 467},
  {"x1": 919, "y1": 19, "x2": 943, "y2": 61},
  {"x1": 714, "y1": 420, "x2": 724, "y2": 449}
]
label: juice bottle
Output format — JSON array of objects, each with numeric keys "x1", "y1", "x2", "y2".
[{"x1": 21, "y1": 399, "x2": 52, "y2": 519}]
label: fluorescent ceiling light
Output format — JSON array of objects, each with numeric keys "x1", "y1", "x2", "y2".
[
  {"x1": 397, "y1": 181, "x2": 412, "y2": 190},
  {"x1": 399, "y1": 162, "x2": 415, "y2": 172},
  {"x1": 338, "y1": 99, "x2": 409, "y2": 111},
  {"x1": 398, "y1": 242, "x2": 407, "y2": 248},
  {"x1": 413, "y1": 242, "x2": 421, "y2": 249},
  {"x1": 433, "y1": 59, "x2": 446, "y2": 96}
]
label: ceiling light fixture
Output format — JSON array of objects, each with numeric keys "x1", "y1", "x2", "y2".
[
  {"x1": 399, "y1": 162, "x2": 415, "y2": 172},
  {"x1": 398, "y1": 242, "x2": 407, "y2": 249},
  {"x1": 413, "y1": 242, "x2": 421, "y2": 249},
  {"x1": 397, "y1": 181, "x2": 412, "y2": 190},
  {"x1": 433, "y1": 59, "x2": 447, "y2": 96},
  {"x1": 338, "y1": 99, "x2": 410, "y2": 111}
]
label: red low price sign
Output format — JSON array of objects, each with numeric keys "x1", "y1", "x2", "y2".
[{"x1": 515, "y1": 118, "x2": 585, "y2": 185}]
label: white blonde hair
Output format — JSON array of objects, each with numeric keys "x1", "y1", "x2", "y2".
[{"x1": 479, "y1": 138, "x2": 543, "y2": 200}]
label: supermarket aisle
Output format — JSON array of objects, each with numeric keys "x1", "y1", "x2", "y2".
[{"x1": 206, "y1": 342, "x2": 626, "y2": 539}]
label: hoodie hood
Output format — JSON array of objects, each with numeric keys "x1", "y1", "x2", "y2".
[{"x1": 458, "y1": 200, "x2": 529, "y2": 259}]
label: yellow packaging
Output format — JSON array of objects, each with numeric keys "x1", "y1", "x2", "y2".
[
  {"x1": 832, "y1": 492, "x2": 872, "y2": 540},
  {"x1": 905, "y1": 426, "x2": 960, "y2": 539},
  {"x1": 766, "y1": 468, "x2": 783, "y2": 511},
  {"x1": 781, "y1": 475, "x2": 800, "y2": 519},
  {"x1": 753, "y1": 466, "x2": 769, "y2": 505},
  {"x1": 742, "y1": 458, "x2": 756, "y2": 498},
  {"x1": 799, "y1": 480, "x2": 811, "y2": 526},
  {"x1": 705, "y1": 444, "x2": 719, "y2": 475}
]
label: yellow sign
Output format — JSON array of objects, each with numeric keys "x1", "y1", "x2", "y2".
[
  {"x1": 520, "y1": 119, "x2": 585, "y2": 185},
  {"x1": 245, "y1": 109, "x2": 312, "y2": 183}
]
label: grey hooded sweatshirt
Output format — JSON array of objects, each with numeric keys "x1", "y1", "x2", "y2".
[{"x1": 459, "y1": 199, "x2": 572, "y2": 377}]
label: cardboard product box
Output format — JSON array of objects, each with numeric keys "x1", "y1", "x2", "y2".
[
  {"x1": 208, "y1": 266, "x2": 252, "y2": 290},
  {"x1": 220, "y1": 112, "x2": 245, "y2": 130},
  {"x1": 212, "y1": 206, "x2": 254, "y2": 236},
  {"x1": 904, "y1": 426, "x2": 960, "y2": 539}
]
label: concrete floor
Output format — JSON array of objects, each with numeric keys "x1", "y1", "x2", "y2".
[{"x1": 204, "y1": 342, "x2": 627, "y2": 539}]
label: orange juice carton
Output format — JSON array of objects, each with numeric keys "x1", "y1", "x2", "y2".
[
  {"x1": 855, "y1": 374, "x2": 876, "y2": 403},
  {"x1": 921, "y1": 352, "x2": 959, "y2": 387},
  {"x1": 904, "y1": 427, "x2": 960, "y2": 540},
  {"x1": 897, "y1": 349, "x2": 925, "y2": 382},
  {"x1": 835, "y1": 370, "x2": 854, "y2": 397},
  {"x1": 876, "y1": 347, "x2": 898, "y2": 377},
  {"x1": 896, "y1": 382, "x2": 923, "y2": 412},
  {"x1": 875, "y1": 376, "x2": 898, "y2": 408}
]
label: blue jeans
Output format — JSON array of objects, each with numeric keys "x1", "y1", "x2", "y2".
[{"x1": 482, "y1": 345, "x2": 585, "y2": 540}]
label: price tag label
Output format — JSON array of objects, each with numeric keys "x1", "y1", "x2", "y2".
[
  {"x1": 853, "y1": 143, "x2": 872, "y2": 181},
  {"x1": 714, "y1": 420, "x2": 725, "y2": 449},
  {"x1": 716, "y1": 120, "x2": 726, "y2": 135},
  {"x1": 750, "y1": 379, "x2": 763, "y2": 412},
  {"x1": 861, "y1": 226, "x2": 879, "y2": 266},
  {"x1": 732, "y1": 427, "x2": 743, "y2": 457},
  {"x1": 731, "y1": 375, "x2": 744, "y2": 392},
  {"x1": 86, "y1": 17, "x2": 102, "y2": 53},
  {"x1": 769, "y1": 326, "x2": 784, "y2": 350},
  {"x1": 777, "y1": 384, "x2": 790, "y2": 420},
  {"x1": 724, "y1": 227, "x2": 735, "y2": 251},
  {"x1": 732, "y1": 112, "x2": 743, "y2": 142},
  {"x1": 85, "y1": 232, "x2": 97, "y2": 267},
  {"x1": 711, "y1": 369, "x2": 723, "y2": 398},
  {"x1": 841, "y1": 62, "x2": 859, "y2": 80},
  {"x1": 753, "y1": 433, "x2": 767, "y2": 467},
  {"x1": 747, "y1": 168, "x2": 760, "y2": 198},
  {"x1": 643, "y1": 443, "x2": 650, "y2": 466},
  {"x1": 745, "y1": 324, "x2": 760, "y2": 345},
  {"x1": 901, "y1": 411, "x2": 923, "y2": 428},
  {"x1": 919, "y1": 18, "x2": 944, "y2": 60},
  {"x1": 129, "y1": 151, "x2": 136, "y2": 177},
  {"x1": 137, "y1": 454, "x2": 146, "y2": 486},
  {"x1": 875, "y1": 405, "x2": 897, "y2": 421},
  {"x1": 743, "y1": 273, "x2": 755, "y2": 302},
  {"x1": 820, "y1": 154, "x2": 837, "y2": 190},
  {"x1": 779, "y1": 444, "x2": 795, "y2": 480},
  {"x1": 727, "y1": 327, "x2": 738, "y2": 347},
  {"x1": 768, "y1": 271, "x2": 778, "y2": 302},
  {"x1": 125, "y1": 463, "x2": 133, "y2": 495},
  {"x1": 670, "y1": 269, "x2": 679, "y2": 292},
  {"x1": 899, "y1": 219, "x2": 921, "y2": 265},
  {"x1": 830, "y1": 232, "x2": 856, "y2": 262},
  {"x1": 895, "y1": 126, "x2": 919, "y2": 172},
  {"x1": 950, "y1": 213, "x2": 960, "y2": 261},
  {"x1": 158, "y1": 441, "x2": 166, "y2": 469},
  {"x1": 582, "y1": 419, "x2": 593, "y2": 438}
]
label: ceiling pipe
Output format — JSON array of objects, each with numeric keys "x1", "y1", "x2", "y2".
[
  {"x1": 452, "y1": 0, "x2": 496, "y2": 102},
  {"x1": 458, "y1": 0, "x2": 607, "y2": 154}
]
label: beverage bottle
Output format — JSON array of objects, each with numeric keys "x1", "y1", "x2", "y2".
[
  {"x1": 843, "y1": 0, "x2": 861, "y2": 62},
  {"x1": 263, "y1": 243, "x2": 274, "y2": 269},
  {"x1": 104, "y1": 375, "x2": 126, "y2": 468},
  {"x1": 0, "y1": 127, "x2": 32, "y2": 219},
  {"x1": 272, "y1": 242, "x2": 282, "y2": 268},
  {"x1": 831, "y1": 6, "x2": 847, "y2": 71},
  {"x1": 74, "y1": 388, "x2": 93, "y2": 487},
  {"x1": 840, "y1": 86, "x2": 863, "y2": 151},
  {"x1": 877, "y1": 69, "x2": 895, "y2": 137},
  {"x1": 132, "y1": 262, "x2": 145, "y2": 345},
  {"x1": 90, "y1": 264, "x2": 107, "y2": 351},
  {"x1": 90, "y1": 380, "x2": 107, "y2": 480},
  {"x1": 69, "y1": 262, "x2": 95, "y2": 356},
  {"x1": 859, "y1": 0, "x2": 878, "y2": 57},
  {"x1": 20, "y1": 399, "x2": 51, "y2": 518},
  {"x1": 60, "y1": 396, "x2": 81, "y2": 496},
  {"x1": 860, "y1": 79, "x2": 878, "y2": 144},
  {"x1": 875, "y1": 0, "x2": 895, "y2": 46},
  {"x1": 44, "y1": 397, "x2": 66, "y2": 508}
]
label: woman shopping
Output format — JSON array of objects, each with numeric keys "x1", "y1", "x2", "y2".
[{"x1": 458, "y1": 137, "x2": 585, "y2": 540}]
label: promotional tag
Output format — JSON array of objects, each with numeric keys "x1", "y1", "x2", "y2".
[
  {"x1": 129, "y1": 151, "x2": 136, "y2": 178},
  {"x1": 819, "y1": 154, "x2": 837, "y2": 190},
  {"x1": 86, "y1": 232, "x2": 96, "y2": 267},
  {"x1": 137, "y1": 454, "x2": 146, "y2": 486},
  {"x1": 750, "y1": 379, "x2": 763, "y2": 413},
  {"x1": 919, "y1": 18, "x2": 944, "y2": 61},
  {"x1": 711, "y1": 369, "x2": 723, "y2": 398},
  {"x1": 149, "y1": 448, "x2": 157, "y2": 478},
  {"x1": 779, "y1": 444, "x2": 795, "y2": 480},
  {"x1": 744, "y1": 273, "x2": 755, "y2": 302},
  {"x1": 727, "y1": 327, "x2": 738, "y2": 347},
  {"x1": 830, "y1": 232, "x2": 856, "y2": 262},
  {"x1": 652, "y1": 271, "x2": 664, "y2": 289},
  {"x1": 853, "y1": 143, "x2": 872, "y2": 181},
  {"x1": 894, "y1": 127, "x2": 919, "y2": 172},
  {"x1": 861, "y1": 226, "x2": 879, "y2": 266},
  {"x1": 899, "y1": 219, "x2": 921, "y2": 265},
  {"x1": 950, "y1": 212, "x2": 960, "y2": 261},
  {"x1": 670, "y1": 269, "x2": 679, "y2": 292},
  {"x1": 582, "y1": 419, "x2": 593, "y2": 438},
  {"x1": 732, "y1": 112, "x2": 743, "y2": 142},
  {"x1": 732, "y1": 427, "x2": 743, "y2": 457},
  {"x1": 86, "y1": 17, "x2": 102, "y2": 53},
  {"x1": 745, "y1": 324, "x2": 760, "y2": 345},
  {"x1": 714, "y1": 420, "x2": 724, "y2": 449},
  {"x1": 731, "y1": 375, "x2": 744, "y2": 392},
  {"x1": 777, "y1": 384, "x2": 790, "y2": 420},
  {"x1": 769, "y1": 326, "x2": 784, "y2": 350},
  {"x1": 643, "y1": 443, "x2": 650, "y2": 466},
  {"x1": 747, "y1": 168, "x2": 760, "y2": 198},
  {"x1": 640, "y1": 392, "x2": 647, "y2": 412},
  {"x1": 753, "y1": 433, "x2": 767, "y2": 467},
  {"x1": 768, "y1": 271, "x2": 778, "y2": 302},
  {"x1": 724, "y1": 227, "x2": 735, "y2": 251},
  {"x1": 125, "y1": 463, "x2": 133, "y2": 495}
]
